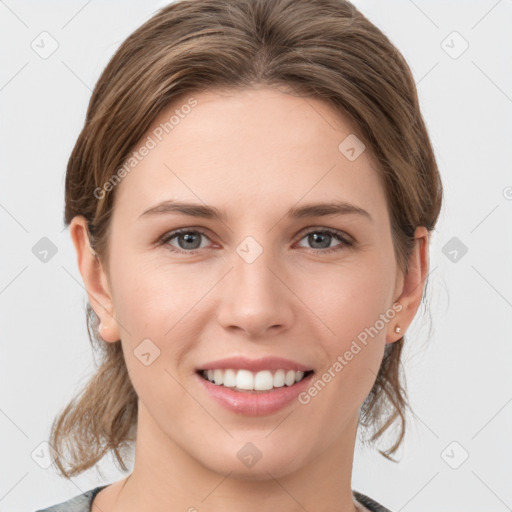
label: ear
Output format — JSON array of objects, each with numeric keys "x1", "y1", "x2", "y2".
[
  {"x1": 386, "y1": 226, "x2": 430, "y2": 344},
  {"x1": 69, "y1": 216, "x2": 120, "y2": 343}
]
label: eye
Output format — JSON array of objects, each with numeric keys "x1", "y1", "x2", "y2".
[
  {"x1": 295, "y1": 228, "x2": 353, "y2": 254},
  {"x1": 160, "y1": 229, "x2": 212, "y2": 253}
]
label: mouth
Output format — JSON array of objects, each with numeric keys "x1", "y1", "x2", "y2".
[
  {"x1": 195, "y1": 357, "x2": 316, "y2": 415},
  {"x1": 196, "y1": 368, "x2": 315, "y2": 393}
]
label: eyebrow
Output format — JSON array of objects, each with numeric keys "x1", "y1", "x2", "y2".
[{"x1": 139, "y1": 199, "x2": 372, "y2": 222}]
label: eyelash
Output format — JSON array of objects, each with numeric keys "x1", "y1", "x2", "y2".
[{"x1": 158, "y1": 227, "x2": 354, "y2": 255}]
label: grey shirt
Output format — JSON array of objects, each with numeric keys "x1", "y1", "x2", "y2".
[{"x1": 34, "y1": 485, "x2": 392, "y2": 512}]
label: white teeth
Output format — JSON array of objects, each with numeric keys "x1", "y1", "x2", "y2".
[
  {"x1": 236, "y1": 369, "x2": 254, "y2": 390},
  {"x1": 213, "y1": 369, "x2": 224, "y2": 385},
  {"x1": 201, "y1": 368, "x2": 310, "y2": 390},
  {"x1": 273, "y1": 369, "x2": 285, "y2": 387},
  {"x1": 284, "y1": 370, "x2": 295, "y2": 386},
  {"x1": 223, "y1": 369, "x2": 237, "y2": 387},
  {"x1": 254, "y1": 370, "x2": 273, "y2": 391}
]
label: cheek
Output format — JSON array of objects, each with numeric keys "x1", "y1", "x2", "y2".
[
  {"x1": 111, "y1": 259, "x2": 197, "y2": 405},
  {"x1": 304, "y1": 257, "x2": 394, "y2": 391},
  {"x1": 110, "y1": 254, "x2": 206, "y2": 336},
  {"x1": 108, "y1": 254, "x2": 211, "y2": 399},
  {"x1": 308, "y1": 259, "x2": 394, "y2": 341}
]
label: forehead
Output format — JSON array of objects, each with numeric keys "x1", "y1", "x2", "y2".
[{"x1": 112, "y1": 86, "x2": 388, "y2": 223}]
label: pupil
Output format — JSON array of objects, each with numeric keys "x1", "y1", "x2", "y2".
[
  {"x1": 310, "y1": 232, "x2": 330, "y2": 249},
  {"x1": 180, "y1": 232, "x2": 200, "y2": 249}
]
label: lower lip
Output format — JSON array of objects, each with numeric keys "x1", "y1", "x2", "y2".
[{"x1": 196, "y1": 372, "x2": 314, "y2": 416}]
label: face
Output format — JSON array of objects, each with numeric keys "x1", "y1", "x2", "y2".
[{"x1": 74, "y1": 86, "x2": 423, "y2": 480}]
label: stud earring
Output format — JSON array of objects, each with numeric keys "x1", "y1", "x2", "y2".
[{"x1": 394, "y1": 325, "x2": 401, "y2": 334}]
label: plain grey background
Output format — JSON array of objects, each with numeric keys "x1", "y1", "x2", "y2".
[{"x1": 1, "y1": 1, "x2": 511, "y2": 511}]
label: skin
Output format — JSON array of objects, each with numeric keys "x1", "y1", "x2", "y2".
[{"x1": 70, "y1": 86, "x2": 429, "y2": 512}]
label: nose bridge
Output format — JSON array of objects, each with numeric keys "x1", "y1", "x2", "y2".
[
  {"x1": 234, "y1": 240, "x2": 277, "y2": 296},
  {"x1": 216, "y1": 236, "x2": 293, "y2": 336}
]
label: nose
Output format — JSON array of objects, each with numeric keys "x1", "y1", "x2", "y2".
[{"x1": 216, "y1": 245, "x2": 294, "y2": 339}]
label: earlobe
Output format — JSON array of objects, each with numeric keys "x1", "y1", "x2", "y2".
[
  {"x1": 386, "y1": 227, "x2": 430, "y2": 344},
  {"x1": 69, "y1": 216, "x2": 120, "y2": 343}
]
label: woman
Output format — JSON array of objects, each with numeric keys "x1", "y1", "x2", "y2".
[{"x1": 36, "y1": 0, "x2": 442, "y2": 511}]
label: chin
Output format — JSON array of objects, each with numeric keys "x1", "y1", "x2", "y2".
[{"x1": 197, "y1": 441, "x2": 308, "y2": 481}]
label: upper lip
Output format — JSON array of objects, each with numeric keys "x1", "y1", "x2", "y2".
[{"x1": 197, "y1": 356, "x2": 313, "y2": 373}]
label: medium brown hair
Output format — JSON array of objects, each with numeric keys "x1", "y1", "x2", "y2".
[{"x1": 51, "y1": 0, "x2": 443, "y2": 477}]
